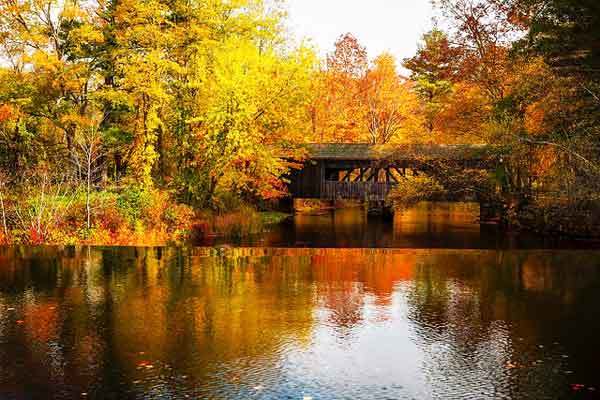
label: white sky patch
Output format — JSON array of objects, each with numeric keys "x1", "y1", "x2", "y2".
[{"x1": 285, "y1": 0, "x2": 434, "y2": 71}]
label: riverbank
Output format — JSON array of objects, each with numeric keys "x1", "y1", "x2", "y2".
[
  {"x1": 0, "y1": 187, "x2": 289, "y2": 246},
  {"x1": 514, "y1": 199, "x2": 600, "y2": 239},
  {"x1": 4, "y1": 185, "x2": 600, "y2": 246},
  {"x1": 389, "y1": 194, "x2": 600, "y2": 240}
]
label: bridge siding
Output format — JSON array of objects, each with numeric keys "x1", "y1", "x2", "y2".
[
  {"x1": 289, "y1": 159, "x2": 395, "y2": 200},
  {"x1": 321, "y1": 181, "x2": 395, "y2": 201},
  {"x1": 290, "y1": 162, "x2": 324, "y2": 198}
]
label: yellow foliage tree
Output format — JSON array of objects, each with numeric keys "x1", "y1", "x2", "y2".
[{"x1": 359, "y1": 53, "x2": 424, "y2": 144}]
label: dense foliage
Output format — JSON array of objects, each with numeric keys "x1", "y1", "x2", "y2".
[
  {"x1": 0, "y1": 0, "x2": 598, "y2": 243},
  {"x1": 389, "y1": 0, "x2": 600, "y2": 223},
  {"x1": 0, "y1": 0, "x2": 315, "y2": 243}
]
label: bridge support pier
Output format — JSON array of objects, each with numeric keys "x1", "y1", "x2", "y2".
[
  {"x1": 367, "y1": 200, "x2": 394, "y2": 219},
  {"x1": 276, "y1": 197, "x2": 294, "y2": 213},
  {"x1": 480, "y1": 202, "x2": 502, "y2": 223}
]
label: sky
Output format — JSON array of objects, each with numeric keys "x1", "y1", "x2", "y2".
[{"x1": 285, "y1": 0, "x2": 435, "y2": 69}]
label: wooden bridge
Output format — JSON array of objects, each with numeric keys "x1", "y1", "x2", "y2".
[{"x1": 288, "y1": 143, "x2": 497, "y2": 201}]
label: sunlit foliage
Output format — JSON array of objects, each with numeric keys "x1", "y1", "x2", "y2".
[{"x1": 0, "y1": 0, "x2": 599, "y2": 243}]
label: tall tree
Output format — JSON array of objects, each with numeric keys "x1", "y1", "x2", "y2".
[
  {"x1": 327, "y1": 33, "x2": 368, "y2": 77},
  {"x1": 515, "y1": 0, "x2": 600, "y2": 78},
  {"x1": 360, "y1": 54, "x2": 423, "y2": 144},
  {"x1": 404, "y1": 29, "x2": 460, "y2": 135},
  {"x1": 0, "y1": 0, "x2": 109, "y2": 190},
  {"x1": 311, "y1": 33, "x2": 368, "y2": 142},
  {"x1": 434, "y1": 0, "x2": 521, "y2": 100}
]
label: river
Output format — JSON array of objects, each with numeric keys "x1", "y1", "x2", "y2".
[{"x1": 1, "y1": 203, "x2": 599, "y2": 399}]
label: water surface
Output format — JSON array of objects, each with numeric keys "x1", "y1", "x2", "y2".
[
  {"x1": 206, "y1": 203, "x2": 599, "y2": 249},
  {"x1": 1, "y1": 246, "x2": 600, "y2": 399}
]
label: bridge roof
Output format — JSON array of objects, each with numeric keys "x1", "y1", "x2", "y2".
[{"x1": 305, "y1": 143, "x2": 496, "y2": 161}]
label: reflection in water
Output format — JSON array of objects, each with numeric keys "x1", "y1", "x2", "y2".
[
  {"x1": 0, "y1": 247, "x2": 600, "y2": 399},
  {"x1": 209, "y1": 202, "x2": 600, "y2": 249}
]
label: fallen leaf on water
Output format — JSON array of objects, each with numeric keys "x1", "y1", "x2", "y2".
[
  {"x1": 136, "y1": 361, "x2": 154, "y2": 370},
  {"x1": 571, "y1": 384, "x2": 585, "y2": 391}
]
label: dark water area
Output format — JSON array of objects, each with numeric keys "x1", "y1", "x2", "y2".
[
  {"x1": 207, "y1": 202, "x2": 600, "y2": 250},
  {"x1": 2, "y1": 203, "x2": 600, "y2": 399}
]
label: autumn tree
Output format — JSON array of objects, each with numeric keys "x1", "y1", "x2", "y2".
[
  {"x1": 327, "y1": 33, "x2": 368, "y2": 77},
  {"x1": 0, "y1": 0, "x2": 105, "y2": 158},
  {"x1": 404, "y1": 28, "x2": 493, "y2": 143},
  {"x1": 404, "y1": 29, "x2": 460, "y2": 136},
  {"x1": 186, "y1": 39, "x2": 315, "y2": 208},
  {"x1": 513, "y1": 0, "x2": 600, "y2": 79},
  {"x1": 429, "y1": 0, "x2": 600, "y2": 207},
  {"x1": 359, "y1": 54, "x2": 423, "y2": 144},
  {"x1": 404, "y1": 29, "x2": 461, "y2": 83},
  {"x1": 312, "y1": 34, "x2": 425, "y2": 144},
  {"x1": 490, "y1": 0, "x2": 600, "y2": 197},
  {"x1": 513, "y1": 0, "x2": 600, "y2": 145},
  {"x1": 310, "y1": 33, "x2": 368, "y2": 142},
  {"x1": 140, "y1": 0, "x2": 318, "y2": 207},
  {"x1": 434, "y1": 0, "x2": 521, "y2": 100}
]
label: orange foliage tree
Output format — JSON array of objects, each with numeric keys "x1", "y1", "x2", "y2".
[
  {"x1": 310, "y1": 33, "x2": 367, "y2": 142},
  {"x1": 312, "y1": 34, "x2": 424, "y2": 144},
  {"x1": 359, "y1": 54, "x2": 424, "y2": 144}
]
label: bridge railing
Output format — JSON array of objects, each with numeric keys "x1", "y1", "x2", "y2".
[{"x1": 321, "y1": 181, "x2": 396, "y2": 201}]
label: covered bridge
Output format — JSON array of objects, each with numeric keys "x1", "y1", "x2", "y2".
[{"x1": 288, "y1": 143, "x2": 498, "y2": 201}]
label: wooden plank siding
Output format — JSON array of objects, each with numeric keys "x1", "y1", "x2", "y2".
[{"x1": 321, "y1": 181, "x2": 396, "y2": 201}]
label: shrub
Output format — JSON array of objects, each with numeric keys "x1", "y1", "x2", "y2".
[
  {"x1": 387, "y1": 176, "x2": 446, "y2": 210},
  {"x1": 15, "y1": 186, "x2": 198, "y2": 245},
  {"x1": 195, "y1": 205, "x2": 266, "y2": 240},
  {"x1": 164, "y1": 203, "x2": 195, "y2": 236},
  {"x1": 116, "y1": 186, "x2": 153, "y2": 226},
  {"x1": 2, "y1": 181, "x2": 281, "y2": 245}
]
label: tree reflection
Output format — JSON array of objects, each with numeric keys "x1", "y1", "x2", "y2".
[{"x1": 0, "y1": 247, "x2": 600, "y2": 398}]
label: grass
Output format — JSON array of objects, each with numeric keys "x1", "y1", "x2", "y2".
[
  {"x1": 259, "y1": 211, "x2": 290, "y2": 225},
  {"x1": 194, "y1": 207, "x2": 290, "y2": 241}
]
